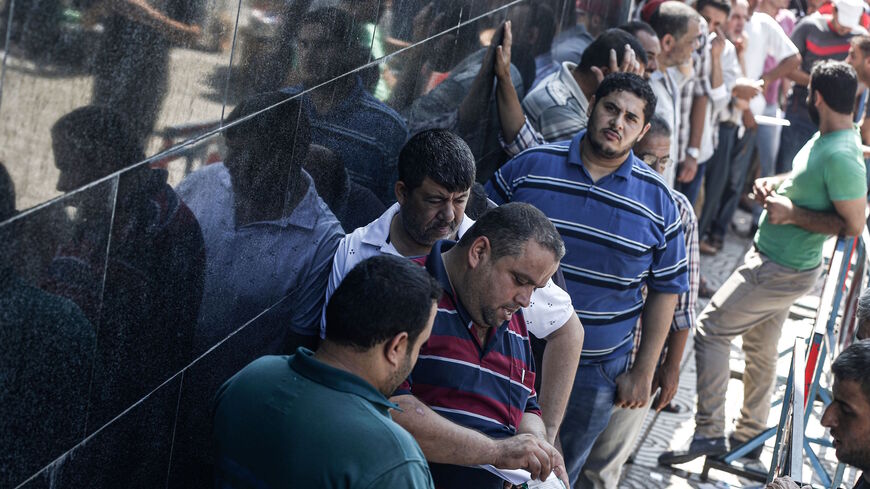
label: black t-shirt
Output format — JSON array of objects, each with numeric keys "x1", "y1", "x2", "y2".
[{"x1": 854, "y1": 474, "x2": 869, "y2": 489}]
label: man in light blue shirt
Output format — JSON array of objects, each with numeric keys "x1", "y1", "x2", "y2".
[{"x1": 177, "y1": 92, "x2": 343, "y2": 356}]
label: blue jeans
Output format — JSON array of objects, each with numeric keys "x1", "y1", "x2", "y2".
[{"x1": 560, "y1": 353, "x2": 631, "y2": 486}]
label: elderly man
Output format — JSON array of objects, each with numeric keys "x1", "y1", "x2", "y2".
[
  {"x1": 390, "y1": 203, "x2": 571, "y2": 489},
  {"x1": 213, "y1": 255, "x2": 442, "y2": 488}
]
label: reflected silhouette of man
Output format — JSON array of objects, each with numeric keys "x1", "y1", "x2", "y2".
[
  {"x1": 177, "y1": 91, "x2": 342, "y2": 355},
  {"x1": 43, "y1": 106, "x2": 206, "y2": 428},
  {"x1": 282, "y1": 7, "x2": 408, "y2": 205}
]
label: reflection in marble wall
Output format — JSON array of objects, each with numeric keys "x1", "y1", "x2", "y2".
[{"x1": 0, "y1": 0, "x2": 633, "y2": 487}]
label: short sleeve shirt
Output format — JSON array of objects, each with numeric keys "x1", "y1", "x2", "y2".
[
  {"x1": 394, "y1": 241, "x2": 541, "y2": 489},
  {"x1": 486, "y1": 132, "x2": 689, "y2": 360},
  {"x1": 743, "y1": 12, "x2": 800, "y2": 114},
  {"x1": 756, "y1": 128, "x2": 867, "y2": 270},
  {"x1": 213, "y1": 351, "x2": 433, "y2": 489},
  {"x1": 323, "y1": 204, "x2": 575, "y2": 339}
]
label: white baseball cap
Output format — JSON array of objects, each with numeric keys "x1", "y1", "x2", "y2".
[{"x1": 834, "y1": 0, "x2": 863, "y2": 31}]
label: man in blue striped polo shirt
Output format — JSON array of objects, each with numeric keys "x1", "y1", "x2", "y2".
[{"x1": 487, "y1": 72, "x2": 689, "y2": 485}]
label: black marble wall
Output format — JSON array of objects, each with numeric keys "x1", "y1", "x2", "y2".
[{"x1": 0, "y1": 0, "x2": 631, "y2": 487}]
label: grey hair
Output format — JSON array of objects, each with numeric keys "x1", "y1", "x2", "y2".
[
  {"x1": 647, "y1": 114, "x2": 672, "y2": 139},
  {"x1": 458, "y1": 202, "x2": 566, "y2": 261},
  {"x1": 832, "y1": 339, "x2": 870, "y2": 402}
]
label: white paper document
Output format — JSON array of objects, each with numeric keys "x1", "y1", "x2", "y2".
[{"x1": 478, "y1": 465, "x2": 565, "y2": 488}]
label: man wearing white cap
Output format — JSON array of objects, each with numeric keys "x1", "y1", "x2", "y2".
[{"x1": 778, "y1": 0, "x2": 868, "y2": 174}]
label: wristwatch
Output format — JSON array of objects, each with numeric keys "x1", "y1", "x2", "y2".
[{"x1": 686, "y1": 147, "x2": 700, "y2": 160}]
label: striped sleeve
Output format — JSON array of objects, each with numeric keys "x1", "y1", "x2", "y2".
[
  {"x1": 486, "y1": 160, "x2": 518, "y2": 205},
  {"x1": 647, "y1": 193, "x2": 689, "y2": 294}
]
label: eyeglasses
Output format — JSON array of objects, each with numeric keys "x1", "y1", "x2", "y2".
[{"x1": 639, "y1": 153, "x2": 673, "y2": 170}]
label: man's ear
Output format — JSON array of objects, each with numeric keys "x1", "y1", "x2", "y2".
[
  {"x1": 661, "y1": 33, "x2": 675, "y2": 53},
  {"x1": 637, "y1": 121, "x2": 652, "y2": 142},
  {"x1": 384, "y1": 332, "x2": 410, "y2": 368},
  {"x1": 467, "y1": 236, "x2": 491, "y2": 270},
  {"x1": 395, "y1": 181, "x2": 408, "y2": 206},
  {"x1": 587, "y1": 95, "x2": 597, "y2": 118}
]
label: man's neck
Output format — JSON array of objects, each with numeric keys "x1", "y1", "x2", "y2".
[
  {"x1": 389, "y1": 212, "x2": 436, "y2": 257},
  {"x1": 757, "y1": 2, "x2": 778, "y2": 17},
  {"x1": 309, "y1": 76, "x2": 355, "y2": 115},
  {"x1": 314, "y1": 342, "x2": 385, "y2": 394},
  {"x1": 574, "y1": 70, "x2": 598, "y2": 101},
  {"x1": 441, "y1": 247, "x2": 491, "y2": 345},
  {"x1": 234, "y1": 176, "x2": 306, "y2": 226},
  {"x1": 818, "y1": 113, "x2": 854, "y2": 135},
  {"x1": 579, "y1": 135, "x2": 628, "y2": 182}
]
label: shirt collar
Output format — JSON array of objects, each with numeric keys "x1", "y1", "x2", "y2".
[
  {"x1": 289, "y1": 347, "x2": 399, "y2": 412},
  {"x1": 567, "y1": 130, "x2": 636, "y2": 181},
  {"x1": 361, "y1": 203, "x2": 475, "y2": 253},
  {"x1": 219, "y1": 164, "x2": 321, "y2": 230}
]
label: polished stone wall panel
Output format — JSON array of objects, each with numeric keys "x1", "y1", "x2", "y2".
[{"x1": 1, "y1": 1, "x2": 635, "y2": 487}]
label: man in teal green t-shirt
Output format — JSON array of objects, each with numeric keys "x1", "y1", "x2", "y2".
[
  {"x1": 212, "y1": 255, "x2": 441, "y2": 489},
  {"x1": 661, "y1": 60, "x2": 867, "y2": 464}
]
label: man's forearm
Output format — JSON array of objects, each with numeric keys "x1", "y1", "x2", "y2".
[
  {"x1": 518, "y1": 412, "x2": 548, "y2": 441},
  {"x1": 768, "y1": 55, "x2": 802, "y2": 86},
  {"x1": 711, "y1": 54, "x2": 723, "y2": 90},
  {"x1": 788, "y1": 207, "x2": 851, "y2": 235},
  {"x1": 538, "y1": 314, "x2": 583, "y2": 443},
  {"x1": 662, "y1": 328, "x2": 689, "y2": 371},
  {"x1": 391, "y1": 394, "x2": 497, "y2": 465},
  {"x1": 633, "y1": 292, "x2": 678, "y2": 376},
  {"x1": 787, "y1": 68, "x2": 810, "y2": 87},
  {"x1": 496, "y1": 72, "x2": 526, "y2": 144}
]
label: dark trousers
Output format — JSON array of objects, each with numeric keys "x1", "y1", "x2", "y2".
[
  {"x1": 775, "y1": 97, "x2": 818, "y2": 175},
  {"x1": 698, "y1": 123, "x2": 737, "y2": 240},
  {"x1": 709, "y1": 126, "x2": 758, "y2": 240},
  {"x1": 676, "y1": 161, "x2": 706, "y2": 206}
]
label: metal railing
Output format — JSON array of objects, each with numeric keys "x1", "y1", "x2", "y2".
[{"x1": 702, "y1": 233, "x2": 869, "y2": 486}]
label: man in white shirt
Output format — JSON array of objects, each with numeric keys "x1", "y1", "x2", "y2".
[
  {"x1": 324, "y1": 129, "x2": 584, "y2": 444},
  {"x1": 648, "y1": 1, "x2": 703, "y2": 187}
]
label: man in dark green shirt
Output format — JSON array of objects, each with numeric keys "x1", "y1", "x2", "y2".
[{"x1": 212, "y1": 255, "x2": 442, "y2": 489}]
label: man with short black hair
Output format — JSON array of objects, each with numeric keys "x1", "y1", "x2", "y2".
[
  {"x1": 618, "y1": 21, "x2": 661, "y2": 77},
  {"x1": 390, "y1": 203, "x2": 572, "y2": 489},
  {"x1": 578, "y1": 114, "x2": 699, "y2": 489},
  {"x1": 661, "y1": 60, "x2": 867, "y2": 465},
  {"x1": 778, "y1": 0, "x2": 867, "y2": 175},
  {"x1": 283, "y1": 7, "x2": 408, "y2": 204},
  {"x1": 178, "y1": 92, "x2": 343, "y2": 354},
  {"x1": 488, "y1": 72, "x2": 689, "y2": 484},
  {"x1": 846, "y1": 35, "x2": 870, "y2": 146},
  {"x1": 767, "y1": 340, "x2": 870, "y2": 489},
  {"x1": 522, "y1": 28, "x2": 647, "y2": 142},
  {"x1": 213, "y1": 255, "x2": 442, "y2": 489},
  {"x1": 326, "y1": 128, "x2": 584, "y2": 447}
]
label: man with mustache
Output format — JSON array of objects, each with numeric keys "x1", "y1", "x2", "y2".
[
  {"x1": 325, "y1": 129, "x2": 583, "y2": 447},
  {"x1": 660, "y1": 60, "x2": 867, "y2": 465},
  {"x1": 487, "y1": 72, "x2": 689, "y2": 486}
]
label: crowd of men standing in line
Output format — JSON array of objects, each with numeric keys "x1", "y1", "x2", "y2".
[
  {"x1": 5, "y1": 0, "x2": 870, "y2": 488},
  {"x1": 207, "y1": 0, "x2": 870, "y2": 487}
]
